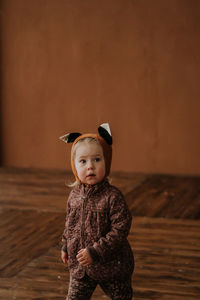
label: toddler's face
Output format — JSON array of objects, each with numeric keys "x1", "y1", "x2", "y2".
[{"x1": 74, "y1": 141, "x2": 105, "y2": 185}]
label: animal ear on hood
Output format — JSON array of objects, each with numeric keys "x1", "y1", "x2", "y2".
[
  {"x1": 98, "y1": 123, "x2": 112, "y2": 145},
  {"x1": 59, "y1": 132, "x2": 82, "y2": 143}
]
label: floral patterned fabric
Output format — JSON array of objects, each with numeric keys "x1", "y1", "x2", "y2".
[{"x1": 62, "y1": 179, "x2": 134, "y2": 281}]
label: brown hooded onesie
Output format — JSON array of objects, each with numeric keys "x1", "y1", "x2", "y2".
[{"x1": 60, "y1": 124, "x2": 134, "y2": 298}]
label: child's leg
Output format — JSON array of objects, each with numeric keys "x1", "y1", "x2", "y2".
[
  {"x1": 99, "y1": 277, "x2": 133, "y2": 300},
  {"x1": 66, "y1": 274, "x2": 97, "y2": 300}
]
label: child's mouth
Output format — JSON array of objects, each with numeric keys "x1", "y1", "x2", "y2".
[{"x1": 87, "y1": 174, "x2": 95, "y2": 178}]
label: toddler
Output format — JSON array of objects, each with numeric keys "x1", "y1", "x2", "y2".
[{"x1": 60, "y1": 123, "x2": 134, "y2": 300}]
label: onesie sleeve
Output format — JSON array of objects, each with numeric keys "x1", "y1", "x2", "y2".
[
  {"x1": 61, "y1": 195, "x2": 71, "y2": 253},
  {"x1": 88, "y1": 188, "x2": 132, "y2": 263}
]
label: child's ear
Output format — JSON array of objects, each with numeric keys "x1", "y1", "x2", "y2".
[
  {"x1": 59, "y1": 132, "x2": 82, "y2": 143},
  {"x1": 98, "y1": 123, "x2": 112, "y2": 145}
]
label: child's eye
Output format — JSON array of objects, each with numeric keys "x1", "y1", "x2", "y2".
[
  {"x1": 80, "y1": 159, "x2": 86, "y2": 164},
  {"x1": 95, "y1": 157, "x2": 101, "y2": 162}
]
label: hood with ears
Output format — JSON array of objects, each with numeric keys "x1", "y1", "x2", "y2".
[{"x1": 60, "y1": 123, "x2": 112, "y2": 183}]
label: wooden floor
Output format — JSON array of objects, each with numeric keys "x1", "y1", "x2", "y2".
[{"x1": 0, "y1": 167, "x2": 200, "y2": 299}]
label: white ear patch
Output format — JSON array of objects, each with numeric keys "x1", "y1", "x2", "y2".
[
  {"x1": 100, "y1": 123, "x2": 112, "y2": 136},
  {"x1": 98, "y1": 123, "x2": 112, "y2": 145},
  {"x1": 59, "y1": 133, "x2": 71, "y2": 143}
]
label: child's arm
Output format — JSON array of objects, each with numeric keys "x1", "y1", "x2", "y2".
[
  {"x1": 88, "y1": 190, "x2": 132, "y2": 263},
  {"x1": 61, "y1": 196, "x2": 71, "y2": 264}
]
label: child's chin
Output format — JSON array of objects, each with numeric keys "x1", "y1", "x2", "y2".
[{"x1": 86, "y1": 178, "x2": 98, "y2": 185}]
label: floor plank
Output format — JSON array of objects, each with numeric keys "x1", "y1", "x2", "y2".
[
  {"x1": 1, "y1": 217, "x2": 200, "y2": 299},
  {"x1": 0, "y1": 209, "x2": 64, "y2": 277},
  {"x1": 126, "y1": 174, "x2": 200, "y2": 218},
  {"x1": 132, "y1": 217, "x2": 200, "y2": 299},
  {"x1": 0, "y1": 168, "x2": 200, "y2": 299}
]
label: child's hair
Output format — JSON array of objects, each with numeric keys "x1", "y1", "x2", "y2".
[{"x1": 69, "y1": 137, "x2": 104, "y2": 187}]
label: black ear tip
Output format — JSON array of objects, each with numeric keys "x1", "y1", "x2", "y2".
[
  {"x1": 68, "y1": 133, "x2": 82, "y2": 143},
  {"x1": 98, "y1": 126, "x2": 113, "y2": 145},
  {"x1": 59, "y1": 132, "x2": 82, "y2": 143}
]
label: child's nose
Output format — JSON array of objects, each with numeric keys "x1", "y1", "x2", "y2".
[{"x1": 87, "y1": 161, "x2": 94, "y2": 169}]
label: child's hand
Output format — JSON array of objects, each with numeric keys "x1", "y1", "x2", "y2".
[
  {"x1": 76, "y1": 248, "x2": 93, "y2": 266},
  {"x1": 61, "y1": 250, "x2": 68, "y2": 264}
]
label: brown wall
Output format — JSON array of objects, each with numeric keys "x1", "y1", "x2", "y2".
[{"x1": 1, "y1": 0, "x2": 200, "y2": 175}]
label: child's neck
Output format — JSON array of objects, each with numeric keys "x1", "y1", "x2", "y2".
[{"x1": 83, "y1": 178, "x2": 106, "y2": 190}]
